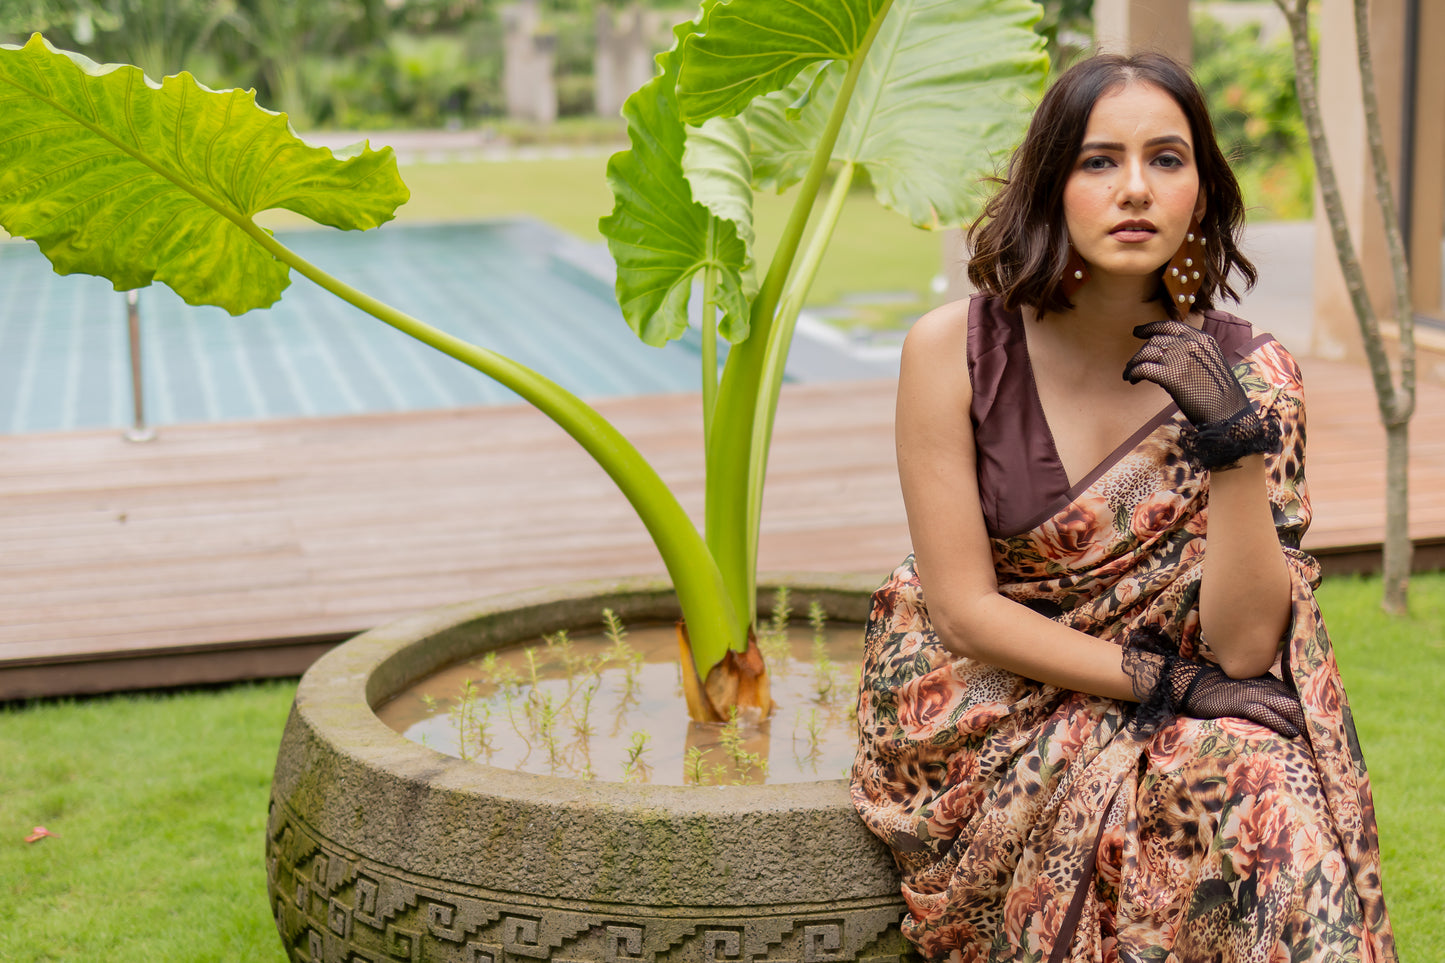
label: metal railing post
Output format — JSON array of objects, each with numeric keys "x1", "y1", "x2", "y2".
[{"x1": 124, "y1": 289, "x2": 156, "y2": 442}]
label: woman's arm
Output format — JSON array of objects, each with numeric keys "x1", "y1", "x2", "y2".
[
  {"x1": 1122, "y1": 321, "x2": 1294, "y2": 678},
  {"x1": 897, "y1": 301, "x2": 1140, "y2": 701},
  {"x1": 1196, "y1": 455, "x2": 1292, "y2": 677}
]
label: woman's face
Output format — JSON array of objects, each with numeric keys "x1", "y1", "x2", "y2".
[{"x1": 1062, "y1": 81, "x2": 1205, "y2": 292}]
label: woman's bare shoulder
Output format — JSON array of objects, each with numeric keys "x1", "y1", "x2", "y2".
[
  {"x1": 902, "y1": 296, "x2": 974, "y2": 372},
  {"x1": 898, "y1": 297, "x2": 975, "y2": 415}
]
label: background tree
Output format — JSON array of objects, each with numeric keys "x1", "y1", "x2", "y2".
[
  {"x1": 1034, "y1": 0, "x2": 1092, "y2": 69},
  {"x1": 1275, "y1": 0, "x2": 1417, "y2": 613}
]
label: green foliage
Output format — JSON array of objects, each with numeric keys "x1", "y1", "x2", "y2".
[
  {"x1": 600, "y1": 17, "x2": 752, "y2": 348},
  {"x1": 1192, "y1": 13, "x2": 1313, "y2": 221},
  {"x1": 0, "y1": 0, "x2": 504, "y2": 128},
  {"x1": 1032, "y1": 0, "x2": 1092, "y2": 69},
  {"x1": 741, "y1": 0, "x2": 1047, "y2": 230},
  {"x1": 676, "y1": 0, "x2": 890, "y2": 121},
  {"x1": 0, "y1": 35, "x2": 408, "y2": 313},
  {"x1": 383, "y1": 31, "x2": 479, "y2": 126},
  {"x1": 602, "y1": 0, "x2": 1047, "y2": 660}
]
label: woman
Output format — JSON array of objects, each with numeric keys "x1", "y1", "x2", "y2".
[{"x1": 850, "y1": 53, "x2": 1396, "y2": 962}]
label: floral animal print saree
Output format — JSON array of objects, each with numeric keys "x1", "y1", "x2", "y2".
[{"x1": 851, "y1": 337, "x2": 1396, "y2": 962}]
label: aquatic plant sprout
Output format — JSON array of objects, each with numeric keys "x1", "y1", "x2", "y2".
[
  {"x1": 0, "y1": 0, "x2": 1047, "y2": 721},
  {"x1": 376, "y1": 597, "x2": 871, "y2": 784}
]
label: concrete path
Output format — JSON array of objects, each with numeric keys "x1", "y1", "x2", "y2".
[{"x1": 1234, "y1": 220, "x2": 1316, "y2": 354}]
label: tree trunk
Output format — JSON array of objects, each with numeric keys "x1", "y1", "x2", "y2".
[
  {"x1": 1382, "y1": 420, "x2": 1412, "y2": 614},
  {"x1": 1275, "y1": 0, "x2": 1416, "y2": 611}
]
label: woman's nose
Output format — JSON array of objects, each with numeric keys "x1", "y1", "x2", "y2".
[{"x1": 1118, "y1": 159, "x2": 1151, "y2": 207}]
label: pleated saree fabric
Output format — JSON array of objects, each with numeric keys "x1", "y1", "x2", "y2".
[{"x1": 850, "y1": 296, "x2": 1396, "y2": 962}]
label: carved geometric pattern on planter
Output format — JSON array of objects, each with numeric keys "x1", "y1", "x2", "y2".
[
  {"x1": 428, "y1": 900, "x2": 470, "y2": 943},
  {"x1": 386, "y1": 923, "x2": 421, "y2": 961},
  {"x1": 802, "y1": 922, "x2": 844, "y2": 963},
  {"x1": 604, "y1": 925, "x2": 646, "y2": 963},
  {"x1": 466, "y1": 941, "x2": 502, "y2": 963},
  {"x1": 721, "y1": 917, "x2": 793, "y2": 961},
  {"x1": 267, "y1": 795, "x2": 907, "y2": 963},
  {"x1": 355, "y1": 875, "x2": 382, "y2": 924},
  {"x1": 700, "y1": 929, "x2": 741, "y2": 961},
  {"x1": 330, "y1": 897, "x2": 355, "y2": 938},
  {"x1": 502, "y1": 914, "x2": 543, "y2": 957}
]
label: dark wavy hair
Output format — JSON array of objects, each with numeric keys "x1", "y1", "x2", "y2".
[{"x1": 966, "y1": 52, "x2": 1256, "y2": 320}]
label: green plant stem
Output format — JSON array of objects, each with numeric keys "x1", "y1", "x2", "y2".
[
  {"x1": 237, "y1": 221, "x2": 743, "y2": 680},
  {"x1": 744, "y1": 161, "x2": 855, "y2": 578},
  {"x1": 702, "y1": 0, "x2": 894, "y2": 637},
  {"x1": 701, "y1": 245, "x2": 719, "y2": 445}
]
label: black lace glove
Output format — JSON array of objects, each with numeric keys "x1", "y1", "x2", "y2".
[
  {"x1": 1122, "y1": 320, "x2": 1279, "y2": 470},
  {"x1": 1121, "y1": 626, "x2": 1305, "y2": 738}
]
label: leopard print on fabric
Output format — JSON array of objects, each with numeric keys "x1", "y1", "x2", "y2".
[{"x1": 850, "y1": 339, "x2": 1397, "y2": 963}]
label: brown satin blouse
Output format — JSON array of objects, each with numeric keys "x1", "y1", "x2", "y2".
[{"x1": 965, "y1": 294, "x2": 1267, "y2": 537}]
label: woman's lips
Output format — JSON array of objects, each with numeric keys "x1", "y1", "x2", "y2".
[{"x1": 1109, "y1": 222, "x2": 1156, "y2": 241}]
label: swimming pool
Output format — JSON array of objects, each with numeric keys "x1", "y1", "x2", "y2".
[{"x1": 0, "y1": 219, "x2": 706, "y2": 434}]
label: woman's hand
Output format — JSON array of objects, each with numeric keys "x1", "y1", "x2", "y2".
[
  {"x1": 1122, "y1": 319, "x2": 1249, "y2": 424},
  {"x1": 1122, "y1": 320, "x2": 1277, "y2": 470},
  {"x1": 1171, "y1": 660, "x2": 1305, "y2": 737},
  {"x1": 1122, "y1": 629, "x2": 1305, "y2": 737}
]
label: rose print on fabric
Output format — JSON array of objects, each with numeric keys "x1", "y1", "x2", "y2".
[{"x1": 851, "y1": 339, "x2": 1396, "y2": 962}]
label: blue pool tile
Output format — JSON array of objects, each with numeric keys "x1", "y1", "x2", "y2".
[{"x1": 0, "y1": 219, "x2": 704, "y2": 434}]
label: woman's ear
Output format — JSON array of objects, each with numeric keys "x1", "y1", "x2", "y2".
[{"x1": 1194, "y1": 191, "x2": 1207, "y2": 222}]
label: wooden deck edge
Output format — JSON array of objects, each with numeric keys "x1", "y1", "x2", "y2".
[
  {"x1": 5, "y1": 541, "x2": 1442, "y2": 702},
  {"x1": 1311, "y1": 536, "x2": 1445, "y2": 577},
  {"x1": 0, "y1": 634, "x2": 348, "y2": 703}
]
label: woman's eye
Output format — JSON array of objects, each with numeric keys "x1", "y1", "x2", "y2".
[
  {"x1": 1081, "y1": 156, "x2": 1114, "y2": 171},
  {"x1": 1154, "y1": 154, "x2": 1185, "y2": 168}
]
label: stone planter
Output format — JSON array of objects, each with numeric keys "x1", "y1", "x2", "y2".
[{"x1": 266, "y1": 575, "x2": 908, "y2": 963}]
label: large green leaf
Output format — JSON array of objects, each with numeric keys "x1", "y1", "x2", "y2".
[
  {"x1": 746, "y1": 0, "x2": 1048, "y2": 229},
  {"x1": 683, "y1": 116, "x2": 756, "y2": 252},
  {"x1": 0, "y1": 34, "x2": 408, "y2": 315},
  {"x1": 676, "y1": 0, "x2": 891, "y2": 123},
  {"x1": 600, "y1": 19, "x2": 751, "y2": 347},
  {"x1": 682, "y1": 115, "x2": 758, "y2": 319}
]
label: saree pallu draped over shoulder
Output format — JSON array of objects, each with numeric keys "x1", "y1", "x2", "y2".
[{"x1": 850, "y1": 338, "x2": 1397, "y2": 963}]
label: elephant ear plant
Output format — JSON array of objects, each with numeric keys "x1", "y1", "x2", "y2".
[{"x1": 0, "y1": 0, "x2": 1046, "y2": 723}]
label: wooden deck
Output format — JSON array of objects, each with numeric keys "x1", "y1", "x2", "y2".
[{"x1": 3, "y1": 359, "x2": 1443, "y2": 700}]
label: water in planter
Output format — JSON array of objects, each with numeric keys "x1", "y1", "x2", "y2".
[{"x1": 375, "y1": 594, "x2": 863, "y2": 785}]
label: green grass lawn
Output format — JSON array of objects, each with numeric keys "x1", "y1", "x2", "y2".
[
  {"x1": 2, "y1": 572, "x2": 1441, "y2": 961},
  {"x1": 1, "y1": 681, "x2": 298, "y2": 962},
  {"x1": 1319, "y1": 574, "x2": 1445, "y2": 957}
]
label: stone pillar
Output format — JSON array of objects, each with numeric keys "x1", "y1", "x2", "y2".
[
  {"x1": 1408, "y1": 0, "x2": 1445, "y2": 319},
  {"x1": 621, "y1": 9, "x2": 660, "y2": 101},
  {"x1": 1093, "y1": 0, "x2": 1193, "y2": 65},
  {"x1": 595, "y1": 4, "x2": 660, "y2": 118},
  {"x1": 594, "y1": 6, "x2": 620, "y2": 117},
  {"x1": 502, "y1": 0, "x2": 557, "y2": 125},
  {"x1": 941, "y1": 225, "x2": 976, "y2": 302},
  {"x1": 1310, "y1": 0, "x2": 1408, "y2": 360}
]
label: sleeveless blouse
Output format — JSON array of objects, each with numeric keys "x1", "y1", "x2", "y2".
[{"x1": 966, "y1": 294, "x2": 1264, "y2": 537}]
